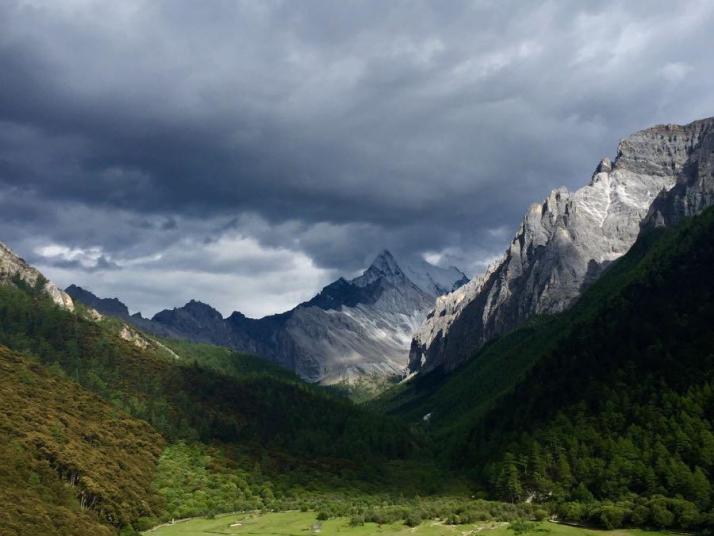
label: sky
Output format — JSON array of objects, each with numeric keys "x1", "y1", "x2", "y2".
[{"x1": 2, "y1": 0, "x2": 714, "y2": 318}]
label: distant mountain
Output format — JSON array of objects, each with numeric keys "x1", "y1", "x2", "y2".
[
  {"x1": 65, "y1": 284, "x2": 129, "y2": 317},
  {"x1": 409, "y1": 117, "x2": 714, "y2": 375},
  {"x1": 67, "y1": 250, "x2": 468, "y2": 383}
]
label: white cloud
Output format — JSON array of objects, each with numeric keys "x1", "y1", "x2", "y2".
[
  {"x1": 35, "y1": 243, "x2": 105, "y2": 269},
  {"x1": 35, "y1": 232, "x2": 335, "y2": 318}
]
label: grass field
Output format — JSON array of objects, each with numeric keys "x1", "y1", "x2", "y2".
[{"x1": 144, "y1": 511, "x2": 676, "y2": 536}]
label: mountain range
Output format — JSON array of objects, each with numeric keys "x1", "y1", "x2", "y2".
[{"x1": 66, "y1": 251, "x2": 468, "y2": 383}]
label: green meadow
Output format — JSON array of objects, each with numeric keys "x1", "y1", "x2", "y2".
[{"x1": 145, "y1": 511, "x2": 675, "y2": 536}]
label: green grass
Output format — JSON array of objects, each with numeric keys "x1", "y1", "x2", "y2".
[{"x1": 145, "y1": 511, "x2": 676, "y2": 536}]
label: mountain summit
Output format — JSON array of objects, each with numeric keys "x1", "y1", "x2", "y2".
[
  {"x1": 409, "y1": 117, "x2": 714, "y2": 374},
  {"x1": 67, "y1": 250, "x2": 468, "y2": 383}
]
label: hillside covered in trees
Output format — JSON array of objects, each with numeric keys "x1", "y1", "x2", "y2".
[
  {"x1": 0, "y1": 276, "x2": 430, "y2": 534},
  {"x1": 380, "y1": 208, "x2": 714, "y2": 531},
  {"x1": 0, "y1": 345, "x2": 163, "y2": 536}
]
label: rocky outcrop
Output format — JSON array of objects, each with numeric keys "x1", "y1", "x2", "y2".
[
  {"x1": 0, "y1": 244, "x2": 182, "y2": 355},
  {"x1": 409, "y1": 117, "x2": 714, "y2": 374},
  {"x1": 643, "y1": 119, "x2": 714, "y2": 227},
  {"x1": 68, "y1": 251, "x2": 467, "y2": 383},
  {"x1": 0, "y1": 241, "x2": 74, "y2": 310}
]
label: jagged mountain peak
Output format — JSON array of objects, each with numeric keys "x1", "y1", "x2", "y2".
[
  {"x1": 353, "y1": 250, "x2": 407, "y2": 288},
  {"x1": 370, "y1": 249, "x2": 401, "y2": 273},
  {"x1": 351, "y1": 249, "x2": 468, "y2": 298},
  {"x1": 410, "y1": 117, "x2": 714, "y2": 375}
]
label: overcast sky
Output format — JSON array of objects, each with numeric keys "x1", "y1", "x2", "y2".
[{"x1": 2, "y1": 0, "x2": 714, "y2": 317}]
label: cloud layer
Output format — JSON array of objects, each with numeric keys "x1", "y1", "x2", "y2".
[{"x1": 2, "y1": 0, "x2": 714, "y2": 316}]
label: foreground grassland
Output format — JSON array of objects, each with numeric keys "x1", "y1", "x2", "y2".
[{"x1": 145, "y1": 512, "x2": 674, "y2": 536}]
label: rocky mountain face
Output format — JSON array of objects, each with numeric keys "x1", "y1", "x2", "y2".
[
  {"x1": 643, "y1": 118, "x2": 714, "y2": 228},
  {"x1": 67, "y1": 251, "x2": 467, "y2": 383},
  {"x1": 409, "y1": 117, "x2": 714, "y2": 374},
  {"x1": 0, "y1": 242, "x2": 74, "y2": 310}
]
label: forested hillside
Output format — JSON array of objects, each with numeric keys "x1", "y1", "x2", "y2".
[
  {"x1": 0, "y1": 278, "x2": 413, "y2": 458},
  {"x1": 468, "y1": 206, "x2": 714, "y2": 529},
  {"x1": 0, "y1": 346, "x2": 163, "y2": 536},
  {"x1": 0, "y1": 278, "x2": 424, "y2": 534},
  {"x1": 381, "y1": 208, "x2": 714, "y2": 531}
]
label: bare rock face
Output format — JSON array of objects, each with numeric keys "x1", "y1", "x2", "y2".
[
  {"x1": 409, "y1": 117, "x2": 714, "y2": 374},
  {"x1": 0, "y1": 241, "x2": 74, "y2": 311},
  {"x1": 643, "y1": 119, "x2": 714, "y2": 227}
]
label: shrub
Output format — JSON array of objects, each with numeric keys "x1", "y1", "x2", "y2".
[
  {"x1": 404, "y1": 510, "x2": 422, "y2": 527},
  {"x1": 533, "y1": 508, "x2": 548, "y2": 521},
  {"x1": 598, "y1": 505, "x2": 627, "y2": 530},
  {"x1": 349, "y1": 514, "x2": 365, "y2": 526},
  {"x1": 509, "y1": 520, "x2": 538, "y2": 534},
  {"x1": 649, "y1": 500, "x2": 674, "y2": 528},
  {"x1": 556, "y1": 502, "x2": 585, "y2": 523}
]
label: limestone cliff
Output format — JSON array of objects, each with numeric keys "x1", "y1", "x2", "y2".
[{"x1": 410, "y1": 118, "x2": 714, "y2": 374}]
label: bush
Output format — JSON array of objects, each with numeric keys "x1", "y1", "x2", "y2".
[
  {"x1": 533, "y1": 508, "x2": 548, "y2": 521},
  {"x1": 134, "y1": 517, "x2": 159, "y2": 531},
  {"x1": 509, "y1": 520, "x2": 538, "y2": 534},
  {"x1": 598, "y1": 505, "x2": 627, "y2": 530},
  {"x1": 404, "y1": 510, "x2": 422, "y2": 527},
  {"x1": 349, "y1": 514, "x2": 365, "y2": 526},
  {"x1": 630, "y1": 505, "x2": 649, "y2": 526},
  {"x1": 556, "y1": 502, "x2": 585, "y2": 523},
  {"x1": 649, "y1": 500, "x2": 674, "y2": 528}
]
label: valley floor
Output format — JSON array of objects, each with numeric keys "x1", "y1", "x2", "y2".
[{"x1": 144, "y1": 511, "x2": 676, "y2": 536}]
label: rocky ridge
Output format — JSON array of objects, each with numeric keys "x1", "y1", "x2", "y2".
[
  {"x1": 409, "y1": 117, "x2": 714, "y2": 374},
  {"x1": 0, "y1": 241, "x2": 74, "y2": 310}
]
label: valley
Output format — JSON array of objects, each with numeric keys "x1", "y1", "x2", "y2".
[{"x1": 2, "y1": 93, "x2": 714, "y2": 534}]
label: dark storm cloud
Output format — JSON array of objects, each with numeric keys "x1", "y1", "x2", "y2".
[{"x1": 1, "y1": 0, "x2": 714, "y2": 315}]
